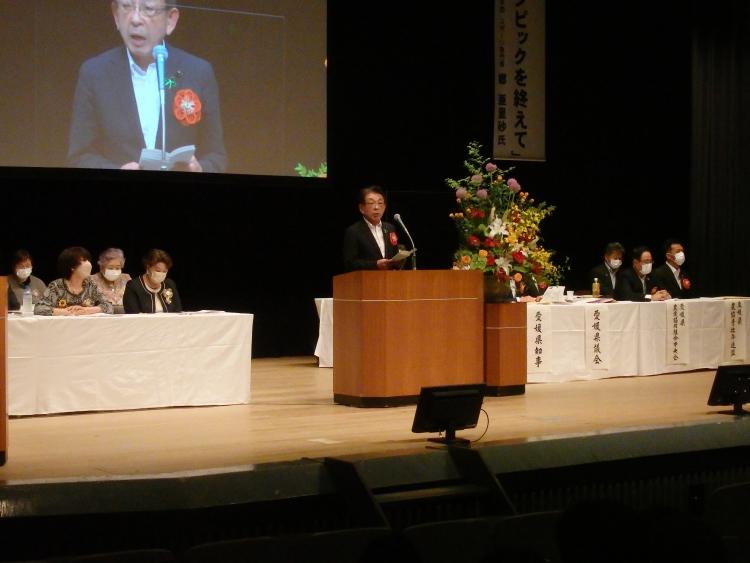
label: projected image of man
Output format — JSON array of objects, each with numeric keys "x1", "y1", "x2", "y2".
[{"x1": 67, "y1": 1, "x2": 227, "y2": 172}]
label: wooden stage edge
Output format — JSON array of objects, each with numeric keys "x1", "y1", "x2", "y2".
[{"x1": 0, "y1": 357, "x2": 740, "y2": 486}]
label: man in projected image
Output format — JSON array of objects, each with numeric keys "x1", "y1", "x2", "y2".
[{"x1": 67, "y1": 0, "x2": 227, "y2": 172}]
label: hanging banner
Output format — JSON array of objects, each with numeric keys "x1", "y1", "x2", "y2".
[
  {"x1": 494, "y1": 0, "x2": 546, "y2": 161},
  {"x1": 666, "y1": 302, "x2": 690, "y2": 365},
  {"x1": 527, "y1": 305, "x2": 549, "y2": 374},
  {"x1": 724, "y1": 300, "x2": 747, "y2": 362},
  {"x1": 585, "y1": 305, "x2": 609, "y2": 370}
]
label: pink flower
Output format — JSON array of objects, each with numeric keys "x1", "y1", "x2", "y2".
[
  {"x1": 455, "y1": 187, "x2": 468, "y2": 199},
  {"x1": 485, "y1": 162, "x2": 497, "y2": 172},
  {"x1": 507, "y1": 178, "x2": 521, "y2": 193},
  {"x1": 470, "y1": 174, "x2": 483, "y2": 184},
  {"x1": 476, "y1": 189, "x2": 488, "y2": 200}
]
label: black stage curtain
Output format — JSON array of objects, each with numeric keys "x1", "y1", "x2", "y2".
[{"x1": 691, "y1": 0, "x2": 750, "y2": 296}]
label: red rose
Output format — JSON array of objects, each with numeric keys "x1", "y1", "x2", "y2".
[
  {"x1": 389, "y1": 232, "x2": 398, "y2": 246},
  {"x1": 682, "y1": 277, "x2": 691, "y2": 290},
  {"x1": 486, "y1": 255, "x2": 496, "y2": 266},
  {"x1": 173, "y1": 89, "x2": 203, "y2": 126},
  {"x1": 512, "y1": 251, "x2": 526, "y2": 264},
  {"x1": 497, "y1": 269, "x2": 509, "y2": 281},
  {"x1": 467, "y1": 235, "x2": 481, "y2": 247},
  {"x1": 483, "y1": 238, "x2": 497, "y2": 248}
]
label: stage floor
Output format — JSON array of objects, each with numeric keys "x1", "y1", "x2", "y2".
[{"x1": 0, "y1": 357, "x2": 729, "y2": 484}]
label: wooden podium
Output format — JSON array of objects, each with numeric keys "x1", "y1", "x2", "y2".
[
  {"x1": 484, "y1": 302, "x2": 527, "y2": 396},
  {"x1": 333, "y1": 270, "x2": 483, "y2": 407},
  {"x1": 1, "y1": 277, "x2": 7, "y2": 465}
]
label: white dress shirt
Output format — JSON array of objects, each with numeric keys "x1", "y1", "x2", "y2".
[
  {"x1": 365, "y1": 219, "x2": 386, "y2": 258},
  {"x1": 127, "y1": 50, "x2": 160, "y2": 150},
  {"x1": 667, "y1": 262, "x2": 681, "y2": 285}
]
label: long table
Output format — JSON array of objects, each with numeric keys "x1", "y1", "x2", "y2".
[
  {"x1": 315, "y1": 297, "x2": 749, "y2": 383},
  {"x1": 8, "y1": 312, "x2": 253, "y2": 416}
]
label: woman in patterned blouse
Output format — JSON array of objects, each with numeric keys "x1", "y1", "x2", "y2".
[
  {"x1": 90, "y1": 247, "x2": 132, "y2": 314},
  {"x1": 34, "y1": 247, "x2": 114, "y2": 316}
]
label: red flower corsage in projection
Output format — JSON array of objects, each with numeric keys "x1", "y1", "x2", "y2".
[
  {"x1": 682, "y1": 277, "x2": 691, "y2": 290},
  {"x1": 389, "y1": 232, "x2": 398, "y2": 246},
  {"x1": 173, "y1": 89, "x2": 202, "y2": 126}
]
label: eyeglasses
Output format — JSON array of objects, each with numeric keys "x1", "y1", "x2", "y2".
[{"x1": 116, "y1": 1, "x2": 170, "y2": 18}]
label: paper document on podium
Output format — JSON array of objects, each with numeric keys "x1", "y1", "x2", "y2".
[
  {"x1": 139, "y1": 145, "x2": 195, "y2": 171},
  {"x1": 390, "y1": 249, "x2": 414, "y2": 263}
]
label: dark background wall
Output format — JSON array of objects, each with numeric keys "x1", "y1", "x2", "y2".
[{"x1": 1, "y1": 0, "x2": 747, "y2": 357}]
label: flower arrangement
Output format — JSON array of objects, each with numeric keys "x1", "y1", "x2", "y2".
[{"x1": 447, "y1": 142, "x2": 563, "y2": 297}]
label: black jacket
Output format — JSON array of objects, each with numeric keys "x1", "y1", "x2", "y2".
[
  {"x1": 614, "y1": 267, "x2": 655, "y2": 302},
  {"x1": 650, "y1": 263, "x2": 694, "y2": 298},
  {"x1": 123, "y1": 276, "x2": 183, "y2": 314},
  {"x1": 342, "y1": 219, "x2": 400, "y2": 272},
  {"x1": 588, "y1": 263, "x2": 618, "y2": 297}
]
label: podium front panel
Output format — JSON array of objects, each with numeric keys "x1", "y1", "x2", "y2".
[
  {"x1": 333, "y1": 270, "x2": 483, "y2": 407},
  {"x1": 0, "y1": 277, "x2": 7, "y2": 465},
  {"x1": 485, "y1": 302, "x2": 527, "y2": 396}
]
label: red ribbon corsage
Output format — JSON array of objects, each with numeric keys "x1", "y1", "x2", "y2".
[
  {"x1": 389, "y1": 232, "x2": 398, "y2": 246},
  {"x1": 173, "y1": 89, "x2": 202, "y2": 126},
  {"x1": 682, "y1": 277, "x2": 691, "y2": 290}
]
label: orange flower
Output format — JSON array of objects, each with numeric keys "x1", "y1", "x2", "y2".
[
  {"x1": 513, "y1": 272, "x2": 523, "y2": 282},
  {"x1": 461, "y1": 255, "x2": 471, "y2": 265},
  {"x1": 173, "y1": 89, "x2": 202, "y2": 126}
]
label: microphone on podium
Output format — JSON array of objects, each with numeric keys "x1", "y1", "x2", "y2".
[
  {"x1": 393, "y1": 213, "x2": 417, "y2": 270},
  {"x1": 152, "y1": 44, "x2": 169, "y2": 170}
]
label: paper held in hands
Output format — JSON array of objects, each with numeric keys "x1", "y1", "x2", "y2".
[
  {"x1": 390, "y1": 249, "x2": 414, "y2": 263},
  {"x1": 139, "y1": 145, "x2": 195, "y2": 171}
]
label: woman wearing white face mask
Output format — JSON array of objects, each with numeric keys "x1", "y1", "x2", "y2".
[
  {"x1": 34, "y1": 247, "x2": 113, "y2": 316},
  {"x1": 614, "y1": 245, "x2": 671, "y2": 302},
  {"x1": 90, "y1": 248, "x2": 132, "y2": 314},
  {"x1": 7, "y1": 249, "x2": 47, "y2": 311},
  {"x1": 123, "y1": 249, "x2": 183, "y2": 314}
]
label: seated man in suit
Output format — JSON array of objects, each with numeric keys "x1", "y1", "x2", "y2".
[
  {"x1": 614, "y1": 245, "x2": 671, "y2": 302},
  {"x1": 343, "y1": 186, "x2": 401, "y2": 271},
  {"x1": 650, "y1": 239, "x2": 694, "y2": 299},
  {"x1": 588, "y1": 242, "x2": 624, "y2": 297},
  {"x1": 67, "y1": 0, "x2": 227, "y2": 172}
]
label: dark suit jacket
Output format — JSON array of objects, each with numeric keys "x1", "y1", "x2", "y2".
[
  {"x1": 68, "y1": 45, "x2": 227, "y2": 172},
  {"x1": 650, "y1": 263, "x2": 694, "y2": 298},
  {"x1": 614, "y1": 267, "x2": 655, "y2": 302},
  {"x1": 342, "y1": 219, "x2": 399, "y2": 272},
  {"x1": 588, "y1": 263, "x2": 617, "y2": 296},
  {"x1": 123, "y1": 276, "x2": 182, "y2": 314}
]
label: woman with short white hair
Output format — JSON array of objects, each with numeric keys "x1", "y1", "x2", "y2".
[{"x1": 90, "y1": 247, "x2": 132, "y2": 314}]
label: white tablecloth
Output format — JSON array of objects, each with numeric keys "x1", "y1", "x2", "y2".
[
  {"x1": 527, "y1": 298, "x2": 748, "y2": 382},
  {"x1": 316, "y1": 296, "x2": 750, "y2": 382},
  {"x1": 7, "y1": 312, "x2": 253, "y2": 415},
  {"x1": 314, "y1": 298, "x2": 333, "y2": 367}
]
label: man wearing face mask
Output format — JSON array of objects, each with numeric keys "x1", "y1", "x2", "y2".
[
  {"x1": 588, "y1": 242, "x2": 625, "y2": 297},
  {"x1": 7, "y1": 249, "x2": 47, "y2": 311},
  {"x1": 34, "y1": 247, "x2": 114, "y2": 316},
  {"x1": 650, "y1": 239, "x2": 694, "y2": 299},
  {"x1": 90, "y1": 247, "x2": 133, "y2": 314},
  {"x1": 614, "y1": 246, "x2": 671, "y2": 302},
  {"x1": 123, "y1": 248, "x2": 182, "y2": 313}
]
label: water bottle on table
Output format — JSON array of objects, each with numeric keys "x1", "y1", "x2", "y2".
[{"x1": 22, "y1": 285, "x2": 34, "y2": 315}]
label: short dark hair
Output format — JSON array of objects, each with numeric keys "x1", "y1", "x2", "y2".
[
  {"x1": 143, "y1": 248, "x2": 173, "y2": 270},
  {"x1": 57, "y1": 247, "x2": 92, "y2": 279},
  {"x1": 604, "y1": 242, "x2": 624, "y2": 255},
  {"x1": 358, "y1": 185, "x2": 386, "y2": 205},
  {"x1": 10, "y1": 249, "x2": 32, "y2": 270},
  {"x1": 631, "y1": 245, "x2": 651, "y2": 262},
  {"x1": 663, "y1": 238, "x2": 683, "y2": 254}
]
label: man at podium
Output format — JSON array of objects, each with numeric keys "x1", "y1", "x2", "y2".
[{"x1": 343, "y1": 186, "x2": 401, "y2": 271}]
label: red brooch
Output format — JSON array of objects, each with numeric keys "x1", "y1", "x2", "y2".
[
  {"x1": 682, "y1": 278, "x2": 691, "y2": 290},
  {"x1": 389, "y1": 232, "x2": 398, "y2": 246},
  {"x1": 173, "y1": 89, "x2": 202, "y2": 126}
]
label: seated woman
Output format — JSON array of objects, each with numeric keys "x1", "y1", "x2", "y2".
[
  {"x1": 90, "y1": 247, "x2": 132, "y2": 314},
  {"x1": 123, "y1": 249, "x2": 183, "y2": 314},
  {"x1": 35, "y1": 247, "x2": 114, "y2": 316},
  {"x1": 7, "y1": 249, "x2": 47, "y2": 311}
]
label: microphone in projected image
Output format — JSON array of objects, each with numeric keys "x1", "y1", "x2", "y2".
[
  {"x1": 393, "y1": 213, "x2": 417, "y2": 270},
  {"x1": 152, "y1": 43, "x2": 169, "y2": 169}
]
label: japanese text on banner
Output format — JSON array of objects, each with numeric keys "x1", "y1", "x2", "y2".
[
  {"x1": 724, "y1": 300, "x2": 747, "y2": 362},
  {"x1": 666, "y1": 302, "x2": 689, "y2": 364},
  {"x1": 585, "y1": 305, "x2": 609, "y2": 370},
  {"x1": 494, "y1": 0, "x2": 545, "y2": 161},
  {"x1": 527, "y1": 305, "x2": 548, "y2": 373}
]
